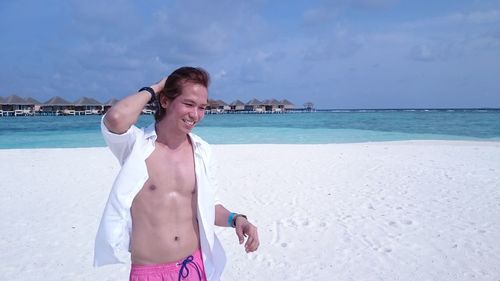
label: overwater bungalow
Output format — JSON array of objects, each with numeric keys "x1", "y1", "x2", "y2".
[
  {"x1": 74, "y1": 97, "x2": 103, "y2": 115},
  {"x1": 1, "y1": 95, "x2": 302, "y2": 116},
  {"x1": 261, "y1": 98, "x2": 282, "y2": 112},
  {"x1": 217, "y1": 100, "x2": 230, "y2": 112},
  {"x1": 25, "y1": 97, "x2": 42, "y2": 113},
  {"x1": 103, "y1": 98, "x2": 119, "y2": 114},
  {"x1": 281, "y1": 99, "x2": 295, "y2": 111},
  {"x1": 207, "y1": 99, "x2": 229, "y2": 113},
  {"x1": 26, "y1": 97, "x2": 41, "y2": 104},
  {"x1": 1, "y1": 95, "x2": 34, "y2": 116},
  {"x1": 40, "y1": 96, "x2": 73, "y2": 115},
  {"x1": 245, "y1": 98, "x2": 264, "y2": 112},
  {"x1": 229, "y1": 100, "x2": 245, "y2": 112}
]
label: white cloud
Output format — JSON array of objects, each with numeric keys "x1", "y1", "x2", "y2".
[
  {"x1": 302, "y1": 27, "x2": 365, "y2": 60},
  {"x1": 303, "y1": 8, "x2": 337, "y2": 25},
  {"x1": 408, "y1": 44, "x2": 437, "y2": 62},
  {"x1": 465, "y1": 10, "x2": 500, "y2": 24},
  {"x1": 401, "y1": 9, "x2": 500, "y2": 29}
]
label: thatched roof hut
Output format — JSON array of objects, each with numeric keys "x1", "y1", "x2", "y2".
[
  {"x1": 246, "y1": 98, "x2": 262, "y2": 106},
  {"x1": 270, "y1": 99, "x2": 281, "y2": 106},
  {"x1": 4, "y1": 95, "x2": 28, "y2": 105},
  {"x1": 229, "y1": 100, "x2": 245, "y2": 111},
  {"x1": 281, "y1": 99, "x2": 294, "y2": 106},
  {"x1": 207, "y1": 99, "x2": 219, "y2": 107},
  {"x1": 40, "y1": 96, "x2": 73, "y2": 114},
  {"x1": 44, "y1": 96, "x2": 72, "y2": 105},
  {"x1": 207, "y1": 99, "x2": 228, "y2": 112},
  {"x1": 1, "y1": 95, "x2": 33, "y2": 115},
  {"x1": 207, "y1": 99, "x2": 216, "y2": 106},
  {"x1": 74, "y1": 97, "x2": 102, "y2": 106},
  {"x1": 216, "y1": 99, "x2": 228, "y2": 106},
  {"x1": 72, "y1": 97, "x2": 103, "y2": 114},
  {"x1": 25, "y1": 97, "x2": 42, "y2": 104},
  {"x1": 245, "y1": 98, "x2": 263, "y2": 111},
  {"x1": 104, "y1": 98, "x2": 119, "y2": 106},
  {"x1": 230, "y1": 100, "x2": 245, "y2": 106}
]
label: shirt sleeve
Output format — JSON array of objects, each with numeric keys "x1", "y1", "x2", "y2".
[{"x1": 101, "y1": 115, "x2": 139, "y2": 165}]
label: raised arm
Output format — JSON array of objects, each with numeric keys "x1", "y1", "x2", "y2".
[{"x1": 104, "y1": 77, "x2": 167, "y2": 134}]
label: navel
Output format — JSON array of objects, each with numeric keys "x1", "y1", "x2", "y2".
[
  {"x1": 174, "y1": 236, "x2": 180, "y2": 241},
  {"x1": 149, "y1": 185, "x2": 156, "y2": 191}
]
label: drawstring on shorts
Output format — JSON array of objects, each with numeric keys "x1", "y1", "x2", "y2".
[{"x1": 177, "y1": 255, "x2": 202, "y2": 281}]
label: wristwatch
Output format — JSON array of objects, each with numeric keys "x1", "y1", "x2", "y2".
[{"x1": 231, "y1": 214, "x2": 247, "y2": 228}]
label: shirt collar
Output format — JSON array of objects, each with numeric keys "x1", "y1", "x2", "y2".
[
  {"x1": 144, "y1": 122, "x2": 203, "y2": 149},
  {"x1": 144, "y1": 123, "x2": 157, "y2": 141}
]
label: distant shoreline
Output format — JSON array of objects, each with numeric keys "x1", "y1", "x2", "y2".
[{"x1": 1, "y1": 107, "x2": 499, "y2": 117}]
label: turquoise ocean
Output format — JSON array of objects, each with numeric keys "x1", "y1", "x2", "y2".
[{"x1": 1, "y1": 109, "x2": 499, "y2": 149}]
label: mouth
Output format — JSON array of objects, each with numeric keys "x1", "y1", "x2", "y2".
[{"x1": 182, "y1": 118, "x2": 195, "y2": 127}]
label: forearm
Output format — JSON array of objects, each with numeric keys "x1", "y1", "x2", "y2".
[
  {"x1": 104, "y1": 82, "x2": 162, "y2": 134},
  {"x1": 214, "y1": 204, "x2": 232, "y2": 227}
]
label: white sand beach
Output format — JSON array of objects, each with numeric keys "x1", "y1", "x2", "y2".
[{"x1": 1, "y1": 141, "x2": 499, "y2": 281}]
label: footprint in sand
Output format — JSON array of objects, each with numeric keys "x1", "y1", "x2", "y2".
[
  {"x1": 402, "y1": 219, "x2": 413, "y2": 225},
  {"x1": 248, "y1": 253, "x2": 275, "y2": 267},
  {"x1": 252, "y1": 192, "x2": 277, "y2": 206},
  {"x1": 271, "y1": 219, "x2": 302, "y2": 249},
  {"x1": 270, "y1": 221, "x2": 281, "y2": 244}
]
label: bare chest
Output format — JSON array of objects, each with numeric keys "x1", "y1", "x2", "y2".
[{"x1": 143, "y1": 147, "x2": 197, "y2": 195}]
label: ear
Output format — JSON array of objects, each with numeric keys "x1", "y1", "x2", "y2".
[{"x1": 159, "y1": 95, "x2": 170, "y2": 110}]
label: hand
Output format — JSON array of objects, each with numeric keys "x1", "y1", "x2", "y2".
[
  {"x1": 151, "y1": 76, "x2": 168, "y2": 96},
  {"x1": 235, "y1": 217, "x2": 259, "y2": 253}
]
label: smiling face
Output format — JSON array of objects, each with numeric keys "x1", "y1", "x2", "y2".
[{"x1": 160, "y1": 81, "x2": 208, "y2": 134}]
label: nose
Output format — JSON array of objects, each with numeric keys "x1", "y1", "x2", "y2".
[{"x1": 190, "y1": 107, "x2": 199, "y2": 120}]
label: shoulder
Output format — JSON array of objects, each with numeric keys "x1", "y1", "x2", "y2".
[
  {"x1": 189, "y1": 132, "x2": 209, "y2": 147},
  {"x1": 189, "y1": 132, "x2": 212, "y2": 159}
]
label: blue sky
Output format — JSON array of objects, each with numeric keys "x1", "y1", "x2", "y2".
[{"x1": 1, "y1": 0, "x2": 499, "y2": 109}]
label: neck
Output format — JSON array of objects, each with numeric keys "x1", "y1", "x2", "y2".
[{"x1": 154, "y1": 118, "x2": 189, "y2": 149}]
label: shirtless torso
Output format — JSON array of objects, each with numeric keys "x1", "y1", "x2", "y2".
[
  {"x1": 130, "y1": 139, "x2": 199, "y2": 265},
  {"x1": 98, "y1": 69, "x2": 259, "y2": 272}
]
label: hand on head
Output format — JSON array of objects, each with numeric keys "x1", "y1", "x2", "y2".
[{"x1": 152, "y1": 76, "x2": 169, "y2": 95}]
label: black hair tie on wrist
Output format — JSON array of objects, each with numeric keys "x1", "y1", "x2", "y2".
[{"x1": 138, "y1": 87, "x2": 157, "y2": 104}]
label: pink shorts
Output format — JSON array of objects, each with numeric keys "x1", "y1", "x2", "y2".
[{"x1": 130, "y1": 248, "x2": 207, "y2": 281}]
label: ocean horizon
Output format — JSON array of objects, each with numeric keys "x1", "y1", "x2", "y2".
[{"x1": 1, "y1": 109, "x2": 499, "y2": 149}]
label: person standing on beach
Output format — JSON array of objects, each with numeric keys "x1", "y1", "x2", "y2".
[{"x1": 94, "y1": 66, "x2": 259, "y2": 281}]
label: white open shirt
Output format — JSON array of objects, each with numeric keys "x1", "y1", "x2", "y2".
[{"x1": 94, "y1": 117, "x2": 226, "y2": 281}]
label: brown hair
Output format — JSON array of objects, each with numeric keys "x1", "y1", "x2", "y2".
[{"x1": 155, "y1": 66, "x2": 210, "y2": 122}]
